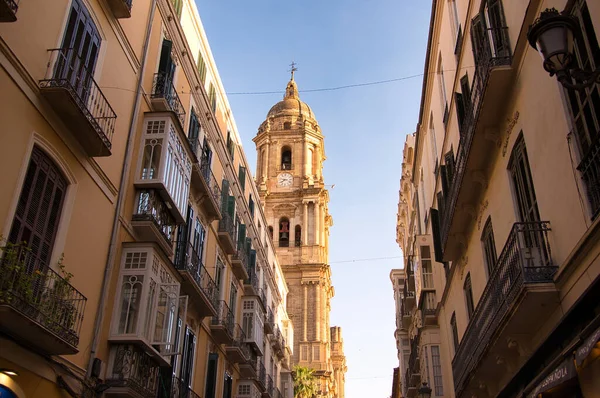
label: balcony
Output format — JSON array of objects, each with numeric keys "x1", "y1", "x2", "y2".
[
  {"x1": 39, "y1": 48, "x2": 116, "y2": 157},
  {"x1": 271, "y1": 325, "x2": 284, "y2": 357},
  {"x1": 408, "y1": 337, "x2": 420, "y2": 388},
  {"x1": 231, "y1": 245, "x2": 250, "y2": 281},
  {"x1": 169, "y1": 376, "x2": 201, "y2": 398},
  {"x1": 262, "y1": 374, "x2": 274, "y2": 398},
  {"x1": 174, "y1": 240, "x2": 218, "y2": 317},
  {"x1": 440, "y1": 21, "x2": 513, "y2": 260},
  {"x1": 420, "y1": 291, "x2": 437, "y2": 326},
  {"x1": 452, "y1": 222, "x2": 559, "y2": 397},
  {"x1": 106, "y1": 0, "x2": 132, "y2": 18},
  {"x1": 191, "y1": 159, "x2": 222, "y2": 222},
  {"x1": 404, "y1": 286, "x2": 415, "y2": 311},
  {"x1": 0, "y1": 254, "x2": 86, "y2": 355},
  {"x1": 577, "y1": 133, "x2": 600, "y2": 220},
  {"x1": 244, "y1": 267, "x2": 260, "y2": 297},
  {"x1": 0, "y1": 0, "x2": 18, "y2": 21},
  {"x1": 226, "y1": 324, "x2": 251, "y2": 364},
  {"x1": 105, "y1": 344, "x2": 160, "y2": 398},
  {"x1": 151, "y1": 72, "x2": 185, "y2": 128},
  {"x1": 210, "y1": 300, "x2": 234, "y2": 344},
  {"x1": 239, "y1": 351, "x2": 258, "y2": 379},
  {"x1": 235, "y1": 382, "x2": 261, "y2": 398},
  {"x1": 405, "y1": 368, "x2": 417, "y2": 398},
  {"x1": 132, "y1": 190, "x2": 177, "y2": 256},
  {"x1": 257, "y1": 361, "x2": 267, "y2": 392},
  {"x1": 264, "y1": 307, "x2": 274, "y2": 334},
  {"x1": 218, "y1": 213, "x2": 237, "y2": 254}
]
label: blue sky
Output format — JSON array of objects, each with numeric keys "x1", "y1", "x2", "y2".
[{"x1": 195, "y1": 1, "x2": 432, "y2": 396}]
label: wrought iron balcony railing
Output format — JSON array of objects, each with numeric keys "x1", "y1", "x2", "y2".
[
  {"x1": 106, "y1": 344, "x2": 160, "y2": 398},
  {"x1": 151, "y1": 72, "x2": 186, "y2": 127},
  {"x1": 218, "y1": 212, "x2": 237, "y2": 244},
  {"x1": 440, "y1": 22, "x2": 512, "y2": 250},
  {"x1": 106, "y1": 0, "x2": 132, "y2": 18},
  {"x1": 169, "y1": 375, "x2": 201, "y2": 398},
  {"x1": 576, "y1": 133, "x2": 600, "y2": 220},
  {"x1": 233, "y1": 244, "x2": 249, "y2": 269},
  {"x1": 174, "y1": 239, "x2": 218, "y2": 308},
  {"x1": 211, "y1": 300, "x2": 235, "y2": 335},
  {"x1": 452, "y1": 222, "x2": 557, "y2": 395},
  {"x1": 258, "y1": 361, "x2": 267, "y2": 390},
  {"x1": 133, "y1": 190, "x2": 177, "y2": 244},
  {"x1": 245, "y1": 266, "x2": 259, "y2": 293},
  {"x1": 265, "y1": 307, "x2": 275, "y2": 333},
  {"x1": 0, "y1": 253, "x2": 87, "y2": 352},
  {"x1": 0, "y1": 0, "x2": 19, "y2": 21},
  {"x1": 266, "y1": 374, "x2": 274, "y2": 397},
  {"x1": 39, "y1": 48, "x2": 116, "y2": 156},
  {"x1": 200, "y1": 160, "x2": 222, "y2": 205}
]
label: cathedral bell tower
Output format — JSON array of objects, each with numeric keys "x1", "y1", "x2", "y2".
[{"x1": 253, "y1": 70, "x2": 345, "y2": 398}]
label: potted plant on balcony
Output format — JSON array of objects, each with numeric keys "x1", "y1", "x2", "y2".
[
  {"x1": 41, "y1": 255, "x2": 78, "y2": 339},
  {"x1": 0, "y1": 240, "x2": 40, "y2": 307}
]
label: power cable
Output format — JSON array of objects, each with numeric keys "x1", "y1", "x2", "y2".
[{"x1": 330, "y1": 255, "x2": 403, "y2": 264}]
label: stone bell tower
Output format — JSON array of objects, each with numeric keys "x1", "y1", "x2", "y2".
[{"x1": 253, "y1": 70, "x2": 345, "y2": 398}]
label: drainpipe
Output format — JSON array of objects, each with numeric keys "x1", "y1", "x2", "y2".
[{"x1": 86, "y1": 0, "x2": 157, "y2": 377}]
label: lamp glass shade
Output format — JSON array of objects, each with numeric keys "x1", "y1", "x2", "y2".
[{"x1": 535, "y1": 23, "x2": 575, "y2": 73}]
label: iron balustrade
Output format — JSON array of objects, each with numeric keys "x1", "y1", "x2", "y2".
[
  {"x1": 151, "y1": 72, "x2": 186, "y2": 127},
  {"x1": 440, "y1": 22, "x2": 512, "y2": 249},
  {"x1": 218, "y1": 212, "x2": 237, "y2": 245},
  {"x1": 245, "y1": 266, "x2": 259, "y2": 292},
  {"x1": 0, "y1": 253, "x2": 87, "y2": 348},
  {"x1": 133, "y1": 190, "x2": 177, "y2": 244},
  {"x1": 258, "y1": 361, "x2": 267, "y2": 389},
  {"x1": 266, "y1": 374, "x2": 274, "y2": 397},
  {"x1": 229, "y1": 324, "x2": 251, "y2": 361},
  {"x1": 266, "y1": 307, "x2": 274, "y2": 329},
  {"x1": 451, "y1": 222, "x2": 557, "y2": 395},
  {"x1": 576, "y1": 133, "x2": 600, "y2": 219},
  {"x1": 200, "y1": 160, "x2": 222, "y2": 208},
  {"x1": 408, "y1": 335, "x2": 420, "y2": 378},
  {"x1": 106, "y1": 344, "x2": 160, "y2": 398},
  {"x1": 211, "y1": 300, "x2": 235, "y2": 336},
  {"x1": 174, "y1": 239, "x2": 218, "y2": 308},
  {"x1": 259, "y1": 288, "x2": 267, "y2": 307},
  {"x1": 39, "y1": 48, "x2": 116, "y2": 150},
  {"x1": 0, "y1": 0, "x2": 19, "y2": 20},
  {"x1": 169, "y1": 376, "x2": 201, "y2": 398},
  {"x1": 233, "y1": 245, "x2": 249, "y2": 269}
]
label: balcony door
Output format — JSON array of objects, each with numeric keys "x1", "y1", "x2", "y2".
[
  {"x1": 180, "y1": 327, "x2": 196, "y2": 392},
  {"x1": 59, "y1": 0, "x2": 100, "y2": 99},
  {"x1": 8, "y1": 147, "x2": 67, "y2": 267},
  {"x1": 509, "y1": 136, "x2": 540, "y2": 224},
  {"x1": 158, "y1": 39, "x2": 176, "y2": 93}
]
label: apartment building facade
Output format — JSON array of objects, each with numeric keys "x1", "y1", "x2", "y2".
[
  {"x1": 397, "y1": 0, "x2": 600, "y2": 397},
  {"x1": 0, "y1": 1, "x2": 294, "y2": 398}
]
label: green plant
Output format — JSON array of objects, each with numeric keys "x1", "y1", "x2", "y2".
[
  {"x1": 292, "y1": 366, "x2": 317, "y2": 398},
  {"x1": 0, "y1": 239, "x2": 39, "y2": 305}
]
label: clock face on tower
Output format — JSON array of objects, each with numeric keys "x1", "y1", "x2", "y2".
[{"x1": 277, "y1": 173, "x2": 293, "y2": 187}]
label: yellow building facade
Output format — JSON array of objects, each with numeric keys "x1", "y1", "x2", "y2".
[
  {"x1": 0, "y1": 1, "x2": 294, "y2": 398},
  {"x1": 397, "y1": 0, "x2": 600, "y2": 397}
]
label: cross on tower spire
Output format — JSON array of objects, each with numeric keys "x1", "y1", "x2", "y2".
[{"x1": 289, "y1": 61, "x2": 298, "y2": 80}]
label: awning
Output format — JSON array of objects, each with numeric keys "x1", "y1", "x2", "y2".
[
  {"x1": 528, "y1": 358, "x2": 577, "y2": 398},
  {"x1": 576, "y1": 324, "x2": 600, "y2": 366}
]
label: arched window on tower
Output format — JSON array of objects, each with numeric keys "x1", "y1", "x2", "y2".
[
  {"x1": 284, "y1": 121, "x2": 291, "y2": 130},
  {"x1": 281, "y1": 147, "x2": 292, "y2": 170},
  {"x1": 279, "y1": 218, "x2": 290, "y2": 247},
  {"x1": 295, "y1": 225, "x2": 302, "y2": 247}
]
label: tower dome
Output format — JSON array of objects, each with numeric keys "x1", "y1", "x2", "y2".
[{"x1": 266, "y1": 78, "x2": 315, "y2": 120}]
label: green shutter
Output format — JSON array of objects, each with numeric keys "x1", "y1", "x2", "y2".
[
  {"x1": 238, "y1": 224, "x2": 246, "y2": 250},
  {"x1": 197, "y1": 51, "x2": 206, "y2": 84},
  {"x1": 239, "y1": 166, "x2": 246, "y2": 192},
  {"x1": 221, "y1": 179, "x2": 230, "y2": 214},
  {"x1": 250, "y1": 249, "x2": 256, "y2": 271},
  {"x1": 227, "y1": 196, "x2": 235, "y2": 218}
]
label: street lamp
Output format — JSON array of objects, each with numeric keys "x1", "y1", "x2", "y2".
[
  {"x1": 418, "y1": 382, "x2": 432, "y2": 398},
  {"x1": 527, "y1": 8, "x2": 600, "y2": 90}
]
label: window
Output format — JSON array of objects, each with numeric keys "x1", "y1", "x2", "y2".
[
  {"x1": 242, "y1": 312, "x2": 253, "y2": 338},
  {"x1": 448, "y1": 0, "x2": 460, "y2": 41},
  {"x1": 437, "y1": 57, "x2": 448, "y2": 112},
  {"x1": 464, "y1": 273, "x2": 475, "y2": 320},
  {"x1": 509, "y1": 135, "x2": 540, "y2": 223},
  {"x1": 238, "y1": 165, "x2": 246, "y2": 192},
  {"x1": 205, "y1": 353, "x2": 218, "y2": 398},
  {"x1": 481, "y1": 217, "x2": 497, "y2": 276},
  {"x1": 157, "y1": 39, "x2": 175, "y2": 88},
  {"x1": 201, "y1": 138, "x2": 212, "y2": 170},
  {"x1": 8, "y1": 147, "x2": 67, "y2": 264},
  {"x1": 313, "y1": 345, "x2": 320, "y2": 361},
  {"x1": 471, "y1": 0, "x2": 510, "y2": 64},
  {"x1": 444, "y1": 149, "x2": 456, "y2": 187},
  {"x1": 284, "y1": 121, "x2": 292, "y2": 130},
  {"x1": 429, "y1": 114, "x2": 438, "y2": 173},
  {"x1": 455, "y1": 75, "x2": 471, "y2": 134},
  {"x1": 423, "y1": 345, "x2": 430, "y2": 383},
  {"x1": 229, "y1": 283, "x2": 237, "y2": 320},
  {"x1": 281, "y1": 147, "x2": 292, "y2": 170},
  {"x1": 279, "y1": 218, "x2": 290, "y2": 247},
  {"x1": 450, "y1": 312, "x2": 459, "y2": 355},
  {"x1": 180, "y1": 328, "x2": 196, "y2": 389},
  {"x1": 208, "y1": 83, "x2": 217, "y2": 113},
  {"x1": 196, "y1": 50, "x2": 207, "y2": 84},
  {"x1": 58, "y1": 0, "x2": 100, "y2": 89},
  {"x1": 301, "y1": 345, "x2": 308, "y2": 361},
  {"x1": 249, "y1": 195, "x2": 255, "y2": 218},
  {"x1": 295, "y1": 225, "x2": 302, "y2": 246},
  {"x1": 188, "y1": 108, "x2": 200, "y2": 143},
  {"x1": 192, "y1": 216, "x2": 206, "y2": 260},
  {"x1": 431, "y1": 345, "x2": 444, "y2": 396},
  {"x1": 215, "y1": 257, "x2": 224, "y2": 299},
  {"x1": 420, "y1": 246, "x2": 433, "y2": 289},
  {"x1": 226, "y1": 131, "x2": 235, "y2": 160}
]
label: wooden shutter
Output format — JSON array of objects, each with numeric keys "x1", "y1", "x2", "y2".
[
  {"x1": 227, "y1": 196, "x2": 236, "y2": 218},
  {"x1": 220, "y1": 179, "x2": 230, "y2": 214},
  {"x1": 238, "y1": 224, "x2": 246, "y2": 250},
  {"x1": 470, "y1": 14, "x2": 487, "y2": 65},
  {"x1": 430, "y1": 208, "x2": 444, "y2": 263},
  {"x1": 445, "y1": 150, "x2": 456, "y2": 186},
  {"x1": 455, "y1": 92, "x2": 465, "y2": 133},
  {"x1": 205, "y1": 353, "x2": 219, "y2": 398},
  {"x1": 238, "y1": 166, "x2": 246, "y2": 192},
  {"x1": 440, "y1": 165, "x2": 449, "y2": 197},
  {"x1": 8, "y1": 147, "x2": 67, "y2": 265}
]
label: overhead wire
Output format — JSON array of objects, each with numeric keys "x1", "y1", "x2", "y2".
[{"x1": 330, "y1": 255, "x2": 403, "y2": 264}]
